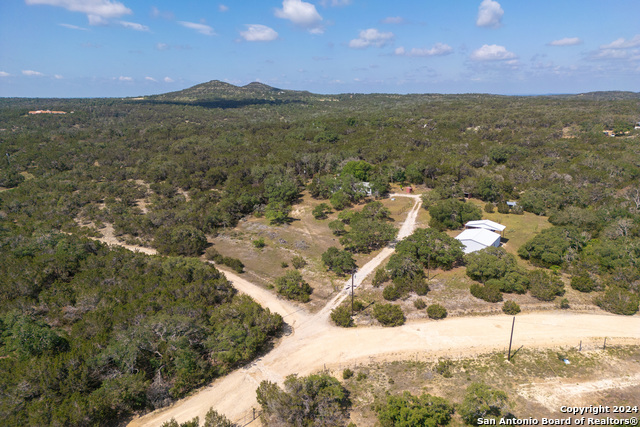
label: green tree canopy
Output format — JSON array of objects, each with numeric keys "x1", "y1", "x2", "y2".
[
  {"x1": 256, "y1": 373, "x2": 351, "y2": 426},
  {"x1": 428, "y1": 199, "x2": 482, "y2": 230},
  {"x1": 375, "y1": 391, "x2": 454, "y2": 427}
]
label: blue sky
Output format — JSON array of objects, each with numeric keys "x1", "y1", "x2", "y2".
[{"x1": 1, "y1": 0, "x2": 639, "y2": 97}]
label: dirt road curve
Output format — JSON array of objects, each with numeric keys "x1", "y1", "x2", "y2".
[
  {"x1": 120, "y1": 194, "x2": 640, "y2": 427},
  {"x1": 130, "y1": 313, "x2": 640, "y2": 426}
]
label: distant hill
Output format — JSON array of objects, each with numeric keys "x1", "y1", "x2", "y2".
[
  {"x1": 148, "y1": 80, "x2": 315, "y2": 105},
  {"x1": 549, "y1": 91, "x2": 640, "y2": 101}
]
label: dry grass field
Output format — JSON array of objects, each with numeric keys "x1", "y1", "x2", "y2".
[
  {"x1": 341, "y1": 345, "x2": 640, "y2": 426},
  {"x1": 209, "y1": 190, "x2": 416, "y2": 312}
]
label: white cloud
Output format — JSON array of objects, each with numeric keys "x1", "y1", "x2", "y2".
[
  {"x1": 145, "y1": 76, "x2": 157, "y2": 82},
  {"x1": 0, "y1": 71, "x2": 10, "y2": 77},
  {"x1": 589, "y1": 49, "x2": 630, "y2": 60},
  {"x1": 275, "y1": 0, "x2": 323, "y2": 33},
  {"x1": 588, "y1": 34, "x2": 640, "y2": 61},
  {"x1": 22, "y1": 70, "x2": 44, "y2": 76},
  {"x1": 476, "y1": 0, "x2": 503, "y2": 28},
  {"x1": 156, "y1": 42, "x2": 169, "y2": 51},
  {"x1": 549, "y1": 37, "x2": 582, "y2": 46},
  {"x1": 26, "y1": 0, "x2": 132, "y2": 24},
  {"x1": 600, "y1": 34, "x2": 640, "y2": 49},
  {"x1": 178, "y1": 21, "x2": 215, "y2": 36},
  {"x1": 395, "y1": 43, "x2": 453, "y2": 57},
  {"x1": 349, "y1": 28, "x2": 394, "y2": 49},
  {"x1": 219, "y1": 4, "x2": 229, "y2": 12},
  {"x1": 240, "y1": 24, "x2": 278, "y2": 42},
  {"x1": 118, "y1": 76, "x2": 133, "y2": 81},
  {"x1": 119, "y1": 21, "x2": 149, "y2": 31},
  {"x1": 470, "y1": 44, "x2": 516, "y2": 61},
  {"x1": 54, "y1": 74, "x2": 63, "y2": 79},
  {"x1": 382, "y1": 16, "x2": 404, "y2": 24},
  {"x1": 88, "y1": 14, "x2": 109, "y2": 25},
  {"x1": 163, "y1": 77, "x2": 174, "y2": 83},
  {"x1": 59, "y1": 23, "x2": 88, "y2": 30}
]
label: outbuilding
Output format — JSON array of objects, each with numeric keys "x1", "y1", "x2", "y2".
[
  {"x1": 464, "y1": 219, "x2": 506, "y2": 235},
  {"x1": 455, "y1": 228, "x2": 502, "y2": 254}
]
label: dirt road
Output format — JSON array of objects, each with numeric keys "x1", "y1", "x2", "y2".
[
  {"x1": 130, "y1": 312, "x2": 640, "y2": 426},
  {"x1": 108, "y1": 194, "x2": 640, "y2": 427}
]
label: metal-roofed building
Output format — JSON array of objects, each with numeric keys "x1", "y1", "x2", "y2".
[
  {"x1": 464, "y1": 219, "x2": 506, "y2": 235},
  {"x1": 455, "y1": 228, "x2": 501, "y2": 254}
]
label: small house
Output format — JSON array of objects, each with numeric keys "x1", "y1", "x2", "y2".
[
  {"x1": 455, "y1": 228, "x2": 501, "y2": 254},
  {"x1": 403, "y1": 186, "x2": 413, "y2": 193}
]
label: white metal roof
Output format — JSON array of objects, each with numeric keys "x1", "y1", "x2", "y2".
[
  {"x1": 455, "y1": 228, "x2": 501, "y2": 253},
  {"x1": 464, "y1": 219, "x2": 506, "y2": 232}
]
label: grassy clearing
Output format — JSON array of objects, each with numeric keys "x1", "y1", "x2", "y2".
[
  {"x1": 466, "y1": 199, "x2": 553, "y2": 264},
  {"x1": 336, "y1": 345, "x2": 640, "y2": 426}
]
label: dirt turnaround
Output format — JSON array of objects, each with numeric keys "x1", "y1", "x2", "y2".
[{"x1": 120, "y1": 195, "x2": 640, "y2": 427}]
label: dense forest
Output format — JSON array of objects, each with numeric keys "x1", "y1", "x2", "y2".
[{"x1": 1, "y1": 82, "x2": 640, "y2": 424}]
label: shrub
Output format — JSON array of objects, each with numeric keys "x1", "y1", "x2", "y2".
[
  {"x1": 497, "y1": 201, "x2": 510, "y2": 214},
  {"x1": 256, "y1": 374, "x2": 351, "y2": 427},
  {"x1": 330, "y1": 191, "x2": 351, "y2": 211},
  {"x1": 312, "y1": 203, "x2": 332, "y2": 220},
  {"x1": 594, "y1": 286, "x2": 639, "y2": 315},
  {"x1": 502, "y1": 300, "x2": 521, "y2": 315},
  {"x1": 265, "y1": 201, "x2": 291, "y2": 225},
  {"x1": 414, "y1": 279, "x2": 430, "y2": 296},
  {"x1": 291, "y1": 255, "x2": 307, "y2": 269},
  {"x1": 435, "y1": 359, "x2": 453, "y2": 378},
  {"x1": 414, "y1": 299, "x2": 426, "y2": 310},
  {"x1": 154, "y1": 225, "x2": 208, "y2": 257},
  {"x1": 205, "y1": 247, "x2": 224, "y2": 263},
  {"x1": 427, "y1": 304, "x2": 448, "y2": 320},
  {"x1": 375, "y1": 391, "x2": 454, "y2": 427},
  {"x1": 330, "y1": 305, "x2": 353, "y2": 327},
  {"x1": 342, "y1": 368, "x2": 354, "y2": 380},
  {"x1": 372, "y1": 303, "x2": 405, "y2": 327},
  {"x1": 518, "y1": 226, "x2": 586, "y2": 268},
  {"x1": 571, "y1": 275, "x2": 595, "y2": 293},
  {"x1": 465, "y1": 247, "x2": 520, "y2": 283},
  {"x1": 458, "y1": 383, "x2": 510, "y2": 426},
  {"x1": 322, "y1": 247, "x2": 356, "y2": 275},
  {"x1": 222, "y1": 257, "x2": 245, "y2": 274},
  {"x1": 470, "y1": 283, "x2": 503, "y2": 303},
  {"x1": 372, "y1": 267, "x2": 390, "y2": 288},
  {"x1": 559, "y1": 298, "x2": 570, "y2": 309},
  {"x1": 280, "y1": 261, "x2": 289, "y2": 268},
  {"x1": 274, "y1": 270, "x2": 313, "y2": 302},
  {"x1": 383, "y1": 284, "x2": 401, "y2": 301},
  {"x1": 528, "y1": 270, "x2": 564, "y2": 301},
  {"x1": 328, "y1": 220, "x2": 346, "y2": 236},
  {"x1": 485, "y1": 203, "x2": 495, "y2": 213},
  {"x1": 356, "y1": 372, "x2": 367, "y2": 381},
  {"x1": 204, "y1": 408, "x2": 235, "y2": 427},
  {"x1": 428, "y1": 198, "x2": 482, "y2": 230},
  {"x1": 253, "y1": 237, "x2": 266, "y2": 249}
]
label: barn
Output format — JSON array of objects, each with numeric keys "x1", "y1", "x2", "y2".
[
  {"x1": 455, "y1": 228, "x2": 501, "y2": 254},
  {"x1": 464, "y1": 219, "x2": 506, "y2": 235}
]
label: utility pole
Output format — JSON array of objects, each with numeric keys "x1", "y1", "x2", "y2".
[
  {"x1": 507, "y1": 316, "x2": 516, "y2": 361},
  {"x1": 351, "y1": 272, "x2": 355, "y2": 315}
]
